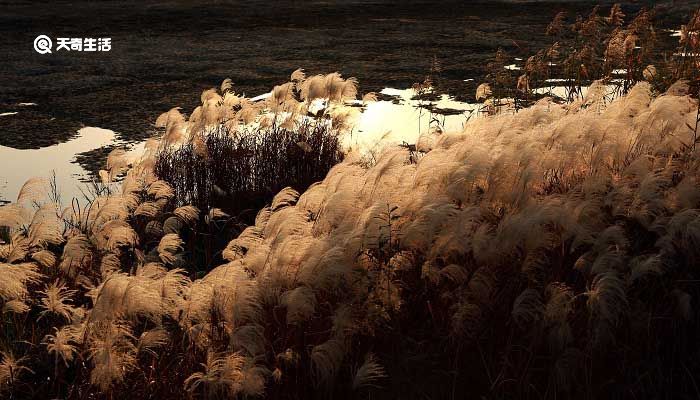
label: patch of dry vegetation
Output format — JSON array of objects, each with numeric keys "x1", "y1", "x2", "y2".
[{"x1": 476, "y1": 5, "x2": 700, "y2": 112}]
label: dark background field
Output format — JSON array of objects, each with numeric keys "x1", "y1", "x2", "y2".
[{"x1": 0, "y1": 0, "x2": 695, "y2": 150}]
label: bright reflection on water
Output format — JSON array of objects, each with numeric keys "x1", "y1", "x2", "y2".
[
  {"x1": 0, "y1": 127, "x2": 116, "y2": 203},
  {"x1": 347, "y1": 87, "x2": 479, "y2": 153}
]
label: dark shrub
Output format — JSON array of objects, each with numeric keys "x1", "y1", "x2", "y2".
[{"x1": 154, "y1": 118, "x2": 344, "y2": 222}]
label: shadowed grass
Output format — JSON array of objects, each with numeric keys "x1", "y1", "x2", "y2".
[{"x1": 154, "y1": 119, "x2": 344, "y2": 221}]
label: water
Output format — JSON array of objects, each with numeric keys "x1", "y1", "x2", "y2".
[
  {"x1": 0, "y1": 127, "x2": 116, "y2": 203},
  {"x1": 347, "y1": 88, "x2": 479, "y2": 153},
  {"x1": 3, "y1": 0, "x2": 625, "y2": 150}
]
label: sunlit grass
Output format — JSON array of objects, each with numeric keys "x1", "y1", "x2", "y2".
[{"x1": 0, "y1": 5, "x2": 699, "y2": 400}]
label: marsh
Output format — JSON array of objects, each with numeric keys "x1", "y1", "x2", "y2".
[{"x1": 3, "y1": 0, "x2": 683, "y2": 150}]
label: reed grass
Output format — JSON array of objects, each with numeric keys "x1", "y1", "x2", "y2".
[{"x1": 0, "y1": 5, "x2": 699, "y2": 400}]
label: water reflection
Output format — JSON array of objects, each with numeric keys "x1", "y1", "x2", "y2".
[
  {"x1": 347, "y1": 87, "x2": 479, "y2": 153},
  {"x1": 0, "y1": 127, "x2": 115, "y2": 203}
]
